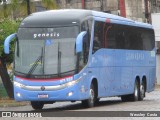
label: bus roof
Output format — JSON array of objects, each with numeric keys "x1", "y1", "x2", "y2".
[
  {"x1": 20, "y1": 9, "x2": 152, "y2": 29},
  {"x1": 92, "y1": 11, "x2": 153, "y2": 29},
  {"x1": 20, "y1": 9, "x2": 92, "y2": 28}
]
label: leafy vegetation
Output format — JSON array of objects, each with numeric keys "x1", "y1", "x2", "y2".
[
  {"x1": 0, "y1": 19, "x2": 20, "y2": 63},
  {"x1": 0, "y1": 0, "x2": 58, "y2": 19}
]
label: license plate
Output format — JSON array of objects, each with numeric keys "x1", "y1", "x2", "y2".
[{"x1": 38, "y1": 94, "x2": 48, "y2": 98}]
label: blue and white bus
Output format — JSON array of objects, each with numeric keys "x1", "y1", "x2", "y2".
[{"x1": 4, "y1": 9, "x2": 156, "y2": 110}]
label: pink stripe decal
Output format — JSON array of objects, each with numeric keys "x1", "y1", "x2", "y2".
[{"x1": 15, "y1": 75, "x2": 73, "y2": 82}]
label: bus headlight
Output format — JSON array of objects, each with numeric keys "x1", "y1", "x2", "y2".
[
  {"x1": 65, "y1": 76, "x2": 82, "y2": 87},
  {"x1": 66, "y1": 80, "x2": 77, "y2": 86},
  {"x1": 14, "y1": 81, "x2": 25, "y2": 88}
]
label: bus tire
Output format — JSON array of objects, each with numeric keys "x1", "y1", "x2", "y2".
[
  {"x1": 31, "y1": 101, "x2": 44, "y2": 110},
  {"x1": 130, "y1": 80, "x2": 139, "y2": 101},
  {"x1": 95, "y1": 98, "x2": 100, "y2": 104},
  {"x1": 82, "y1": 84, "x2": 95, "y2": 108},
  {"x1": 139, "y1": 82, "x2": 145, "y2": 101}
]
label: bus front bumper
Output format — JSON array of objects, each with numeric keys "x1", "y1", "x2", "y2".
[{"x1": 13, "y1": 77, "x2": 88, "y2": 101}]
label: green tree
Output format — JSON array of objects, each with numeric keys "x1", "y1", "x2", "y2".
[
  {"x1": 0, "y1": 0, "x2": 25, "y2": 19},
  {"x1": 0, "y1": 19, "x2": 20, "y2": 62},
  {"x1": 0, "y1": 0, "x2": 10, "y2": 18},
  {"x1": 0, "y1": 19, "x2": 20, "y2": 98},
  {"x1": 42, "y1": 0, "x2": 57, "y2": 10},
  {"x1": 0, "y1": 0, "x2": 58, "y2": 19}
]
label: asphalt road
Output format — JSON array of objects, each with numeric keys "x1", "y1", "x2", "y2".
[{"x1": 0, "y1": 86, "x2": 160, "y2": 120}]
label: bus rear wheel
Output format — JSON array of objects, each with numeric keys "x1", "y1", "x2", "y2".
[
  {"x1": 121, "y1": 80, "x2": 140, "y2": 102},
  {"x1": 31, "y1": 101, "x2": 44, "y2": 110},
  {"x1": 139, "y1": 82, "x2": 145, "y2": 101},
  {"x1": 130, "y1": 80, "x2": 139, "y2": 101},
  {"x1": 82, "y1": 84, "x2": 96, "y2": 108}
]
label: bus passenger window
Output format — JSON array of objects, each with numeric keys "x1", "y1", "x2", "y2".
[
  {"x1": 105, "y1": 25, "x2": 116, "y2": 49},
  {"x1": 80, "y1": 20, "x2": 91, "y2": 65},
  {"x1": 93, "y1": 33, "x2": 101, "y2": 53},
  {"x1": 93, "y1": 21, "x2": 103, "y2": 53},
  {"x1": 115, "y1": 32, "x2": 125, "y2": 49}
]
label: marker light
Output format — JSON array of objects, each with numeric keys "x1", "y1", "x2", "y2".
[
  {"x1": 72, "y1": 22, "x2": 77, "y2": 24},
  {"x1": 67, "y1": 92, "x2": 73, "y2": 97},
  {"x1": 16, "y1": 92, "x2": 21, "y2": 97}
]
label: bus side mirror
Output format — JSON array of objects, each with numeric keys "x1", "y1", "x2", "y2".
[
  {"x1": 76, "y1": 31, "x2": 87, "y2": 53},
  {"x1": 4, "y1": 33, "x2": 17, "y2": 54}
]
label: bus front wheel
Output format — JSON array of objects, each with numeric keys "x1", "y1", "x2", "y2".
[
  {"x1": 82, "y1": 84, "x2": 96, "y2": 108},
  {"x1": 31, "y1": 101, "x2": 44, "y2": 110}
]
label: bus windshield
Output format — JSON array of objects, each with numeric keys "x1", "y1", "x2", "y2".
[{"x1": 15, "y1": 26, "x2": 79, "y2": 78}]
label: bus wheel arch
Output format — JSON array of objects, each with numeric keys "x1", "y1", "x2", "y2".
[{"x1": 81, "y1": 78, "x2": 98, "y2": 107}]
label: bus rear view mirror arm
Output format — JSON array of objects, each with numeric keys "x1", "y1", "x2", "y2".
[
  {"x1": 76, "y1": 31, "x2": 87, "y2": 53},
  {"x1": 4, "y1": 33, "x2": 17, "y2": 54}
]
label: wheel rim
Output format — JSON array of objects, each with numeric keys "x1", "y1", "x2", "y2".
[
  {"x1": 140, "y1": 84, "x2": 145, "y2": 98},
  {"x1": 90, "y1": 89, "x2": 94, "y2": 104},
  {"x1": 134, "y1": 84, "x2": 138, "y2": 98}
]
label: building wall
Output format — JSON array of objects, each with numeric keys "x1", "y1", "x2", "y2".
[
  {"x1": 57, "y1": 0, "x2": 149, "y2": 22},
  {"x1": 102, "y1": 0, "x2": 118, "y2": 12},
  {"x1": 58, "y1": 0, "x2": 119, "y2": 14},
  {"x1": 151, "y1": 0, "x2": 160, "y2": 13},
  {"x1": 125, "y1": 0, "x2": 145, "y2": 22},
  {"x1": 3, "y1": 0, "x2": 159, "y2": 23}
]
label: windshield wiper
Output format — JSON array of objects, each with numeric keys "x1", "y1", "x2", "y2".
[
  {"x1": 27, "y1": 47, "x2": 43, "y2": 78},
  {"x1": 60, "y1": 70, "x2": 76, "y2": 76}
]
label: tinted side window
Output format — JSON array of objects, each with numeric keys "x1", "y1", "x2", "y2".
[
  {"x1": 93, "y1": 21, "x2": 116, "y2": 53},
  {"x1": 81, "y1": 20, "x2": 92, "y2": 64},
  {"x1": 125, "y1": 27, "x2": 143, "y2": 50},
  {"x1": 93, "y1": 22, "x2": 103, "y2": 53},
  {"x1": 103, "y1": 23, "x2": 116, "y2": 49},
  {"x1": 115, "y1": 25, "x2": 126, "y2": 49},
  {"x1": 141, "y1": 29, "x2": 155, "y2": 50},
  {"x1": 113, "y1": 24, "x2": 154, "y2": 51},
  {"x1": 93, "y1": 21, "x2": 155, "y2": 51}
]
